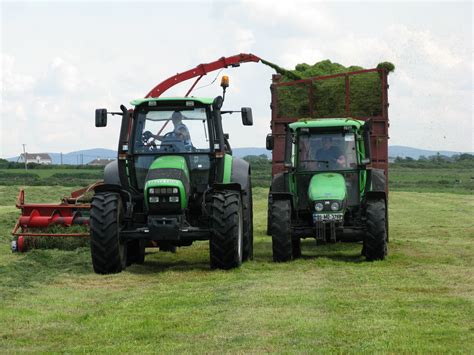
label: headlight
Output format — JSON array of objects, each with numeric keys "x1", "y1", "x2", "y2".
[
  {"x1": 169, "y1": 196, "x2": 180, "y2": 203},
  {"x1": 149, "y1": 188, "x2": 155, "y2": 194},
  {"x1": 331, "y1": 202, "x2": 340, "y2": 211},
  {"x1": 315, "y1": 203, "x2": 324, "y2": 212},
  {"x1": 149, "y1": 196, "x2": 160, "y2": 203}
]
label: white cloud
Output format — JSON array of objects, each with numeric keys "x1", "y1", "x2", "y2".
[
  {"x1": 1, "y1": 1, "x2": 472, "y2": 158},
  {"x1": 243, "y1": 0, "x2": 335, "y2": 34},
  {"x1": 1, "y1": 54, "x2": 36, "y2": 94},
  {"x1": 34, "y1": 57, "x2": 84, "y2": 95}
]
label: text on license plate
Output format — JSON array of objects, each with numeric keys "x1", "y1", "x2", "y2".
[{"x1": 313, "y1": 213, "x2": 344, "y2": 222}]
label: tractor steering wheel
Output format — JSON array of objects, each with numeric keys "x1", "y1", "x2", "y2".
[
  {"x1": 142, "y1": 131, "x2": 157, "y2": 148},
  {"x1": 160, "y1": 131, "x2": 184, "y2": 152}
]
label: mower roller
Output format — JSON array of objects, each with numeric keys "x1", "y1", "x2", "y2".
[{"x1": 10, "y1": 184, "x2": 97, "y2": 252}]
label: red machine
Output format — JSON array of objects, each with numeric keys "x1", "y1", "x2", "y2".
[{"x1": 11, "y1": 53, "x2": 266, "y2": 251}]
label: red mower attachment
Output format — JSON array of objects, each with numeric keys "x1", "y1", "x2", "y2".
[{"x1": 11, "y1": 183, "x2": 101, "y2": 252}]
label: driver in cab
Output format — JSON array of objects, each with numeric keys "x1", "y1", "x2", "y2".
[
  {"x1": 143, "y1": 111, "x2": 192, "y2": 150},
  {"x1": 316, "y1": 136, "x2": 346, "y2": 168}
]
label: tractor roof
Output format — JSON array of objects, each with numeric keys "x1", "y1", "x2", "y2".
[
  {"x1": 289, "y1": 118, "x2": 364, "y2": 131},
  {"x1": 130, "y1": 97, "x2": 214, "y2": 106}
]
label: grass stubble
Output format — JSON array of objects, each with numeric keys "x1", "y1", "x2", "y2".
[{"x1": 0, "y1": 186, "x2": 472, "y2": 352}]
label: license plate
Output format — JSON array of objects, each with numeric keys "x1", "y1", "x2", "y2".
[{"x1": 313, "y1": 213, "x2": 344, "y2": 223}]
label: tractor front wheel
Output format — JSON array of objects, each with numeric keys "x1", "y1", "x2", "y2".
[
  {"x1": 271, "y1": 199, "x2": 292, "y2": 262},
  {"x1": 209, "y1": 190, "x2": 243, "y2": 269},
  {"x1": 364, "y1": 199, "x2": 387, "y2": 261},
  {"x1": 90, "y1": 192, "x2": 127, "y2": 274}
]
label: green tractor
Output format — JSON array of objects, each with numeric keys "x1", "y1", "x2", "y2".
[
  {"x1": 91, "y1": 81, "x2": 254, "y2": 274},
  {"x1": 267, "y1": 118, "x2": 388, "y2": 261}
]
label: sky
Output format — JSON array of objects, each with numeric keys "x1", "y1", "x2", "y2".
[{"x1": 1, "y1": 0, "x2": 472, "y2": 158}]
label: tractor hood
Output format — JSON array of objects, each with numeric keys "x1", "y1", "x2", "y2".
[
  {"x1": 144, "y1": 156, "x2": 190, "y2": 211},
  {"x1": 308, "y1": 173, "x2": 346, "y2": 201}
]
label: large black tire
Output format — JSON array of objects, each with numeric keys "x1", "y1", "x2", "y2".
[
  {"x1": 266, "y1": 192, "x2": 272, "y2": 236},
  {"x1": 209, "y1": 190, "x2": 244, "y2": 269},
  {"x1": 242, "y1": 178, "x2": 253, "y2": 261},
  {"x1": 271, "y1": 199, "x2": 292, "y2": 262},
  {"x1": 90, "y1": 192, "x2": 127, "y2": 274},
  {"x1": 364, "y1": 199, "x2": 388, "y2": 261}
]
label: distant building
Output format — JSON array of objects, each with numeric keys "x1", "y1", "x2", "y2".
[
  {"x1": 18, "y1": 153, "x2": 52, "y2": 165},
  {"x1": 88, "y1": 158, "x2": 115, "y2": 166}
]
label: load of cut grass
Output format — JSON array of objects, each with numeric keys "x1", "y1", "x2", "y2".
[{"x1": 275, "y1": 60, "x2": 395, "y2": 119}]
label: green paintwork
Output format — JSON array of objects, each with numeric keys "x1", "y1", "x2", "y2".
[
  {"x1": 223, "y1": 154, "x2": 233, "y2": 183},
  {"x1": 144, "y1": 156, "x2": 190, "y2": 209},
  {"x1": 288, "y1": 118, "x2": 370, "y2": 207},
  {"x1": 149, "y1": 156, "x2": 190, "y2": 178},
  {"x1": 289, "y1": 118, "x2": 364, "y2": 131},
  {"x1": 130, "y1": 97, "x2": 214, "y2": 106},
  {"x1": 308, "y1": 173, "x2": 347, "y2": 201},
  {"x1": 144, "y1": 178, "x2": 187, "y2": 209}
]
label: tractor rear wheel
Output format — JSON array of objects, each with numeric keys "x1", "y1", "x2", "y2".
[
  {"x1": 364, "y1": 199, "x2": 387, "y2": 261},
  {"x1": 90, "y1": 192, "x2": 127, "y2": 274},
  {"x1": 209, "y1": 190, "x2": 243, "y2": 269},
  {"x1": 271, "y1": 199, "x2": 292, "y2": 262},
  {"x1": 242, "y1": 178, "x2": 253, "y2": 261}
]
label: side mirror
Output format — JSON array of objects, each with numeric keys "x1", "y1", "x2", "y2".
[
  {"x1": 95, "y1": 109, "x2": 107, "y2": 127},
  {"x1": 241, "y1": 107, "x2": 253, "y2": 126},
  {"x1": 266, "y1": 134, "x2": 274, "y2": 150}
]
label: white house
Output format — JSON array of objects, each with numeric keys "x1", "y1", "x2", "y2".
[{"x1": 18, "y1": 153, "x2": 53, "y2": 165}]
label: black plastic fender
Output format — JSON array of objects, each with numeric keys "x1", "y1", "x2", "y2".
[
  {"x1": 231, "y1": 157, "x2": 250, "y2": 191},
  {"x1": 370, "y1": 168, "x2": 387, "y2": 192},
  {"x1": 271, "y1": 172, "x2": 287, "y2": 193},
  {"x1": 103, "y1": 160, "x2": 121, "y2": 186}
]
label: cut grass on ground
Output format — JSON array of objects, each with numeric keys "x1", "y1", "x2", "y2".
[{"x1": 0, "y1": 186, "x2": 472, "y2": 352}]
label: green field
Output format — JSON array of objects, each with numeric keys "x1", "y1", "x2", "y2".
[
  {"x1": 0, "y1": 168, "x2": 103, "y2": 186},
  {"x1": 0, "y1": 182, "x2": 473, "y2": 352}
]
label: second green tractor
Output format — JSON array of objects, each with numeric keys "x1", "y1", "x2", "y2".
[{"x1": 267, "y1": 118, "x2": 388, "y2": 262}]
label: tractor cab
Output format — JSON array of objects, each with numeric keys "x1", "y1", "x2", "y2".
[{"x1": 288, "y1": 119, "x2": 369, "y2": 214}]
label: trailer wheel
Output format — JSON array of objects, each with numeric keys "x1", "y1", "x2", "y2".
[
  {"x1": 90, "y1": 192, "x2": 127, "y2": 274},
  {"x1": 242, "y1": 177, "x2": 254, "y2": 261},
  {"x1": 364, "y1": 199, "x2": 387, "y2": 261},
  {"x1": 271, "y1": 199, "x2": 292, "y2": 262},
  {"x1": 209, "y1": 190, "x2": 243, "y2": 269}
]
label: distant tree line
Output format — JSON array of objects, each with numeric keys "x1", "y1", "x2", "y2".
[
  {"x1": 0, "y1": 158, "x2": 104, "y2": 170},
  {"x1": 392, "y1": 153, "x2": 474, "y2": 169}
]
